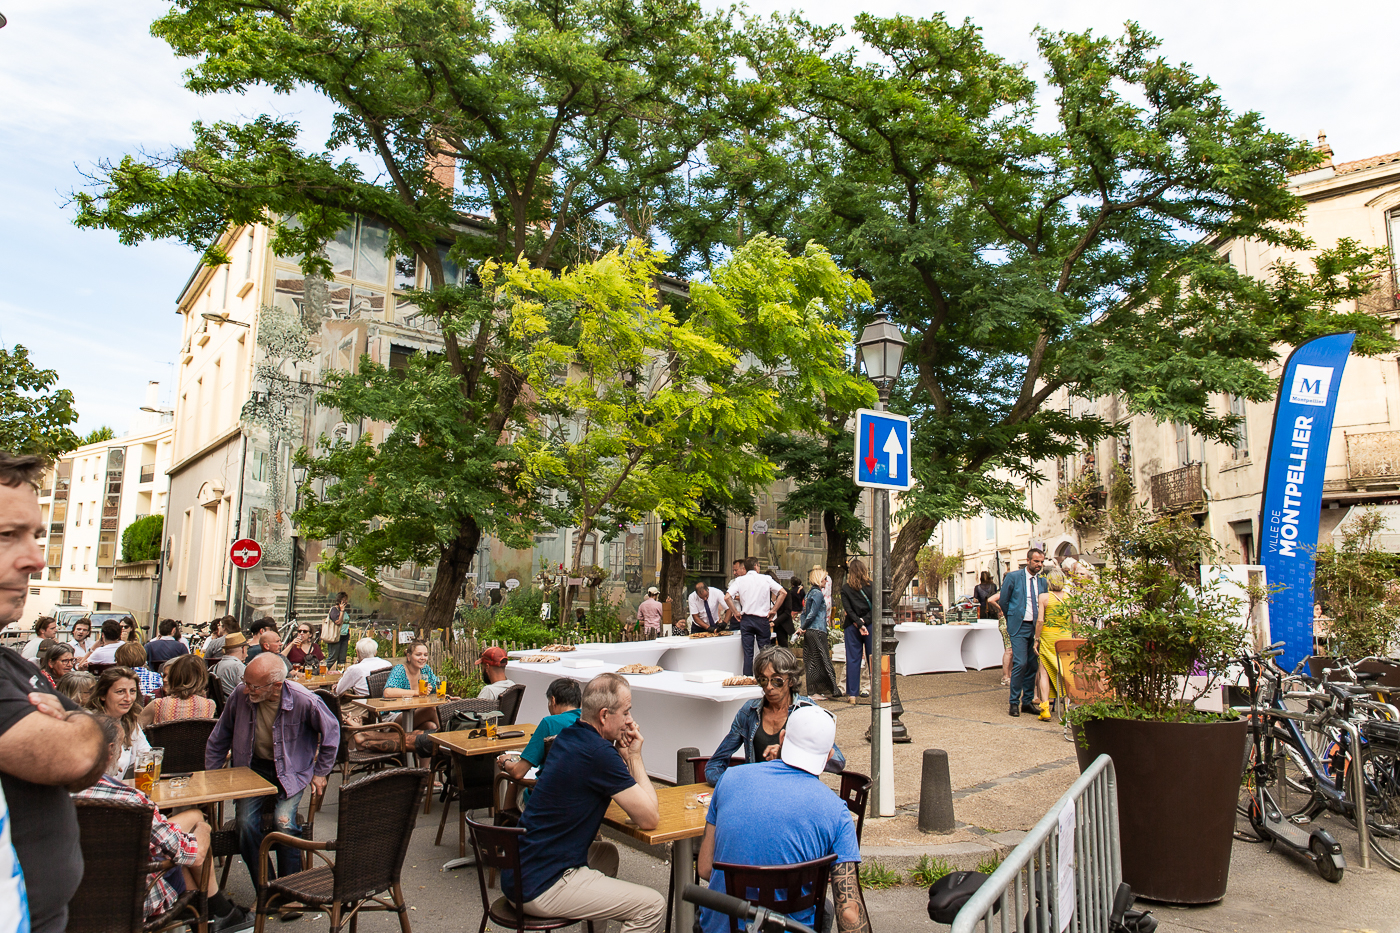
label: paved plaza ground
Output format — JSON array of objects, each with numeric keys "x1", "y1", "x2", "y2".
[{"x1": 218, "y1": 667, "x2": 1400, "y2": 933}]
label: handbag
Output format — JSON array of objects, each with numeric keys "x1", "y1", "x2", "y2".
[{"x1": 320, "y1": 606, "x2": 340, "y2": 643}]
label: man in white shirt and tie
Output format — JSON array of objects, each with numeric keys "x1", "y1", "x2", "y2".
[
  {"x1": 687, "y1": 582, "x2": 729, "y2": 634},
  {"x1": 725, "y1": 557, "x2": 787, "y2": 675}
]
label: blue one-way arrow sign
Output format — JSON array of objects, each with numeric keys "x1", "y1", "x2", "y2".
[{"x1": 854, "y1": 409, "x2": 913, "y2": 490}]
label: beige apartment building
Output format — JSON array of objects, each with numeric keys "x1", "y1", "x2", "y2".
[{"x1": 927, "y1": 135, "x2": 1400, "y2": 601}]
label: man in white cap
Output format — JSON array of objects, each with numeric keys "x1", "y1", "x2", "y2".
[
  {"x1": 697, "y1": 705, "x2": 867, "y2": 933},
  {"x1": 634, "y1": 587, "x2": 664, "y2": 636}
]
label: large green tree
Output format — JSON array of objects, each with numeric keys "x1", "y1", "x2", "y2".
[
  {"x1": 725, "y1": 16, "x2": 1393, "y2": 594},
  {"x1": 0, "y1": 345, "x2": 81, "y2": 460},
  {"x1": 72, "y1": 0, "x2": 743, "y2": 630}
]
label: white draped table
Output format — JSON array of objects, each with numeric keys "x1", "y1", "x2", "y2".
[
  {"x1": 506, "y1": 660, "x2": 761, "y2": 782},
  {"x1": 893, "y1": 621, "x2": 1005, "y2": 675}
]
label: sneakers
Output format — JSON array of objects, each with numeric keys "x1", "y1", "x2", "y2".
[{"x1": 213, "y1": 907, "x2": 255, "y2": 933}]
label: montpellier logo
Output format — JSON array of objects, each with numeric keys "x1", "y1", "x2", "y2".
[{"x1": 1289, "y1": 364, "x2": 1334, "y2": 407}]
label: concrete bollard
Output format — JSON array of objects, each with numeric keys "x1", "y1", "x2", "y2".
[
  {"x1": 677, "y1": 746, "x2": 700, "y2": 785},
  {"x1": 918, "y1": 748, "x2": 955, "y2": 834}
]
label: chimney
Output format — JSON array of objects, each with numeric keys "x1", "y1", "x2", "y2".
[
  {"x1": 1315, "y1": 131, "x2": 1334, "y2": 169},
  {"x1": 428, "y1": 140, "x2": 456, "y2": 194},
  {"x1": 145, "y1": 381, "x2": 160, "y2": 409}
]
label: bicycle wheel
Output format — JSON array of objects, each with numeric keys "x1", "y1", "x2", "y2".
[
  {"x1": 1361, "y1": 743, "x2": 1400, "y2": 871},
  {"x1": 1271, "y1": 727, "x2": 1325, "y2": 819}
]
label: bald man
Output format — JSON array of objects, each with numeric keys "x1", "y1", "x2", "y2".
[{"x1": 206, "y1": 652, "x2": 339, "y2": 891}]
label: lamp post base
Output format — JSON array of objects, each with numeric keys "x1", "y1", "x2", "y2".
[{"x1": 883, "y1": 625, "x2": 911, "y2": 742}]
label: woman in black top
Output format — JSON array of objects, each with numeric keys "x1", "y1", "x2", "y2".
[
  {"x1": 840, "y1": 558, "x2": 874, "y2": 704},
  {"x1": 974, "y1": 570, "x2": 1013, "y2": 686}
]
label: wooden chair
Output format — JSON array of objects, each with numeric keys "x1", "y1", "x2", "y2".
[
  {"x1": 710, "y1": 854, "x2": 837, "y2": 933},
  {"x1": 71, "y1": 797, "x2": 211, "y2": 933},
  {"x1": 837, "y1": 770, "x2": 873, "y2": 844},
  {"x1": 465, "y1": 817, "x2": 595, "y2": 933},
  {"x1": 144, "y1": 718, "x2": 219, "y2": 775},
  {"x1": 253, "y1": 768, "x2": 429, "y2": 933},
  {"x1": 1055, "y1": 638, "x2": 1111, "y2": 738}
]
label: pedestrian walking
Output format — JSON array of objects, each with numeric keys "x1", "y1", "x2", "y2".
[
  {"x1": 322, "y1": 592, "x2": 351, "y2": 665},
  {"x1": 799, "y1": 568, "x2": 840, "y2": 699},
  {"x1": 839, "y1": 559, "x2": 874, "y2": 703}
]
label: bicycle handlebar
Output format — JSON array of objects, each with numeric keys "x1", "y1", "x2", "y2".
[{"x1": 682, "y1": 885, "x2": 817, "y2": 933}]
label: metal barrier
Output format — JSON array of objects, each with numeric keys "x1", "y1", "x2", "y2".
[{"x1": 952, "y1": 754, "x2": 1121, "y2": 933}]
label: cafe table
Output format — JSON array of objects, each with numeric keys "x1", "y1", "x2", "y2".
[
  {"x1": 292, "y1": 670, "x2": 344, "y2": 690},
  {"x1": 430, "y1": 723, "x2": 538, "y2": 869},
  {"x1": 604, "y1": 782, "x2": 711, "y2": 933},
  {"x1": 350, "y1": 694, "x2": 453, "y2": 732},
  {"x1": 138, "y1": 766, "x2": 277, "y2": 808}
]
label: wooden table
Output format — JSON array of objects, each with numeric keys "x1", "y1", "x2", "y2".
[
  {"x1": 292, "y1": 671, "x2": 344, "y2": 689},
  {"x1": 430, "y1": 724, "x2": 538, "y2": 869},
  {"x1": 604, "y1": 783, "x2": 711, "y2": 933},
  {"x1": 351, "y1": 694, "x2": 453, "y2": 732},
  {"x1": 140, "y1": 766, "x2": 277, "y2": 808}
]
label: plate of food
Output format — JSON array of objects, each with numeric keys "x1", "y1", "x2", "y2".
[
  {"x1": 722, "y1": 675, "x2": 758, "y2": 687},
  {"x1": 523, "y1": 655, "x2": 561, "y2": 663},
  {"x1": 539, "y1": 644, "x2": 577, "y2": 652},
  {"x1": 616, "y1": 663, "x2": 664, "y2": 675}
]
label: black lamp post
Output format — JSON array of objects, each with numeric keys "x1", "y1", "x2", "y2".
[
  {"x1": 855, "y1": 311, "x2": 911, "y2": 815},
  {"x1": 285, "y1": 462, "x2": 309, "y2": 627}
]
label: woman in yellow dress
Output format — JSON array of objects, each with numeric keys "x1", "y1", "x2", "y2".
[{"x1": 1035, "y1": 569, "x2": 1073, "y2": 721}]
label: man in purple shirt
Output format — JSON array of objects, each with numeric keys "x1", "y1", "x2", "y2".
[{"x1": 206, "y1": 653, "x2": 339, "y2": 891}]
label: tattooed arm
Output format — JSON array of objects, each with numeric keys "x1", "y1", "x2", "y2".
[{"x1": 830, "y1": 862, "x2": 870, "y2": 933}]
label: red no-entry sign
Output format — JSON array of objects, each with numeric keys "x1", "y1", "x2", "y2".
[{"x1": 229, "y1": 538, "x2": 263, "y2": 570}]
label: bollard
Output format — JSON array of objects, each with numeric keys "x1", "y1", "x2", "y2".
[
  {"x1": 918, "y1": 748, "x2": 955, "y2": 834},
  {"x1": 677, "y1": 746, "x2": 700, "y2": 785}
]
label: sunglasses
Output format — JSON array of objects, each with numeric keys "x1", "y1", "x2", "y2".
[
  {"x1": 298, "y1": 629, "x2": 311, "y2": 635},
  {"x1": 465, "y1": 728, "x2": 496, "y2": 739},
  {"x1": 756, "y1": 676, "x2": 788, "y2": 688}
]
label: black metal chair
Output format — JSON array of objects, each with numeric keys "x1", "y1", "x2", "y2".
[
  {"x1": 465, "y1": 816, "x2": 595, "y2": 933},
  {"x1": 710, "y1": 854, "x2": 837, "y2": 933},
  {"x1": 144, "y1": 718, "x2": 219, "y2": 775},
  {"x1": 71, "y1": 797, "x2": 210, "y2": 933},
  {"x1": 837, "y1": 770, "x2": 873, "y2": 844},
  {"x1": 254, "y1": 768, "x2": 429, "y2": 933}
]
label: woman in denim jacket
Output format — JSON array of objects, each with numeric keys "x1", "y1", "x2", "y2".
[{"x1": 704, "y1": 645, "x2": 846, "y2": 785}]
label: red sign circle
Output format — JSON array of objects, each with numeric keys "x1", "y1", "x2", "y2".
[{"x1": 229, "y1": 537, "x2": 263, "y2": 569}]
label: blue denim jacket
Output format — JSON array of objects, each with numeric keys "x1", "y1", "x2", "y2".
[
  {"x1": 799, "y1": 587, "x2": 828, "y2": 633},
  {"x1": 705, "y1": 696, "x2": 845, "y2": 785}
]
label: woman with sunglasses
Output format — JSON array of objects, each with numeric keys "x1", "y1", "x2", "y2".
[
  {"x1": 286, "y1": 623, "x2": 326, "y2": 669},
  {"x1": 703, "y1": 645, "x2": 846, "y2": 786},
  {"x1": 120, "y1": 616, "x2": 142, "y2": 644}
]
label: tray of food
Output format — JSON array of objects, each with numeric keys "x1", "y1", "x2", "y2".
[
  {"x1": 722, "y1": 675, "x2": 758, "y2": 687},
  {"x1": 539, "y1": 644, "x2": 577, "y2": 652},
  {"x1": 616, "y1": 663, "x2": 664, "y2": 675},
  {"x1": 688, "y1": 631, "x2": 731, "y2": 639},
  {"x1": 523, "y1": 655, "x2": 561, "y2": 663}
]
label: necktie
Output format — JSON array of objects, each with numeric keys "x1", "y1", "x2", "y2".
[
  {"x1": 1029, "y1": 570, "x2": 1038, "y2": 622},
  {"x1": 703, "y1": 597, "x2": 715, "y2": 629}
]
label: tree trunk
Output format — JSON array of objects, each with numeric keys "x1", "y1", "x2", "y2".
[
  {"x1": 424, "y1": 517, "x2": 481, "y2": 636},
  {"x1": 562, "y1": 518, "x2": 592, "y2": 631},
  {"x1": 824, "y1": 509, "x2": 848, "y2": 596},
  {"x1": 889, "y1": 513, "x2": 937, "y2": 605},
  {"x1": 660, "y1": 533, "x2": 686, "y2": 612}
]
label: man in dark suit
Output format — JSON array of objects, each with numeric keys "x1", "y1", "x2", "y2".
[{"x1": 990, "y1": 548, "x2": 1047, "y2": 717}]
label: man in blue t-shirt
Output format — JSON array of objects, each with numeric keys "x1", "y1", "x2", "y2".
[
  {"x1": 502, "y1": 673, "x2": 665, "y2": 933},
  {"x1": 698, "y1": 706, "x2": 867, "y2": 933},
  {"x1": 497, "y1": 677, "x2": 582, "y2": 807}
]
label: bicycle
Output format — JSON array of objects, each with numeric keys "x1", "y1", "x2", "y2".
[{"x1": 1237, "y1": 645, "x2": 1400, "y2": 871}]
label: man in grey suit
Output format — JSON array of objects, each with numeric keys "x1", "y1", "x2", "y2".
[{"x1": 989, "y1": 548, "x2": 1047, "y2": 717}]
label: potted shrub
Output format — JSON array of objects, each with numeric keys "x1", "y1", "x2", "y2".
[
  {"x1": 1311, "y1": 508, "x2": 1400, "y2": 684},
  {"x1": 1066, "y1": 504, "x2": 1249, "y2": 904}
]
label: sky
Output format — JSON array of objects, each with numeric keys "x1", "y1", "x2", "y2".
[{"x1": 2, "y1": 0, "x2": 1397, "y2": 437}]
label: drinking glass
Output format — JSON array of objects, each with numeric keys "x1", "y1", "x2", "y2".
[
  {"x1": 437, "y1": 680, "x2": 447, "y2": 697},
  {"x1": 417, "y1": 677, "x2": 428, "y2": 695},
  {"x1": 133, "y1": 751, "x2": 155, "y2": 794},
  {"x1": 149, "y1": 748, "x2": 165, "y2": 785}
]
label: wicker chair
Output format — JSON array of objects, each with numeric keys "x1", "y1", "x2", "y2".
[
  {"x1": 422, "y1": 698, "x2": 499, "y2": 814},
  {"x1": 366, "y1": 669, "x2": 392, "y2": 699},
  {"x1": 253, "y1": 767, "x2": 429, "y2": 933},
  {"x1": 214, "y1": 783, "x2": 324, "y2": 890},
  {"x1": 709, "y1": 854, "x2": 837, "y2": 933},
  {"x1": 465, "y1": 817, "x2": 594, "y2": 933},
  {"x1": 71, "y1": 797, "x2": 211, "y2": 933},
  {"x1": 496, "y1": 684, "x2": 526, "y2": 726},
  {"x1": 144, "y1": 718, "x2": 219, "y2": 775}
]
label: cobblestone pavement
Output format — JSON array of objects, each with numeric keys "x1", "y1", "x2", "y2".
[{"x1": 216, "y1": 667, "x2": 1400, "y2": 933}]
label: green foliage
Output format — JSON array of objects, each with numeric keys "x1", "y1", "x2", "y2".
[
  {"x1": 120, "y1": 514, "x2": 164, "y2": 563},
  {"x1": 974, "y1": 852, "x2": 1004, "y2": 877},
  {"x1": 917, "y1": 547, "x2": 965, "y2": 597},
  {"x1": 1054, "y1": 468, "x2": 1106, "y2": 529},
  {"x1": 479, "y1": 586, "x2": 558, "y2": 646},
  {"x1": 909, "y1": 854, "x2": 955, "y2": 887},
  {"x1": 722, "y1": 15, "x2": 1394, "y2": 595},
  {"x1": 858, "y1": 860, "x2": 903, "y2": 890},
  {"x1": 581, "y1": 592, "x2": 627, "y2": 639},
  {"x1": 80, "y1": 426, "x2": 116, "y2": 446},
  {"x1": 433, "y1": 649, "x2": 485, "y2": 699},
  {"x1": 0, "y1": 345, "x2": 80, "y2": 460},
  {"x1": 1067, "y1": 503, "x2": 1248, "y2": 722},
  {"x1": 1312, "y1": 509, "x2": 1400, "y2": 658}
]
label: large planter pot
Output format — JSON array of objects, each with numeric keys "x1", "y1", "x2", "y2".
[{"x1": 1074, "y1": 716, "x2": 1249, "y2": 904}]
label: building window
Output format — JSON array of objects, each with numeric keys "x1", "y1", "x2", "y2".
[
  {"x1": 808, "y1": 512, "x2": 823, "y2": 538},
  {"x1": 60, "y1": 589, "x2": 83, "y2": 605},
  {"x1": 1174, "y1": 423, "x2": 1190, "y2": 466},
  {"x1": 1229, "y1": 395, "x2": 1249, "y2": 460},
  {"x1": 984, "y1": 513, "x2": 996, "y2": 541}
]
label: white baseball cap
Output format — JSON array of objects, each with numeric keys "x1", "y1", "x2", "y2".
[{"x1": 780, "y1": 705, "x2": 837, "y2": 776}]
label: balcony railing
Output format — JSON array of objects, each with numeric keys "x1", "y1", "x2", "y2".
[
  {"x1": 1346, "y1": 430, "x2": 1400, "y2": 485},
  {"x1": 1150, "y1": 463, "x2": 1205, "y2": 514}
]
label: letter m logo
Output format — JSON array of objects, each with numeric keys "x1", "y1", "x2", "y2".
[{"x1": 1290, "y1": 365, "x2": 1334, "y2": 407}]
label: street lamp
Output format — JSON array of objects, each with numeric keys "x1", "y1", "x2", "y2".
[
  {"x1": 286, "y1": 462, "x2": 309, "y2": 628},
  {"x1": 201, "y1": 311, "x2": 251, "y2": 328},
  {"x1": 855, "y1": 311, "x2": 911, "y2": 815}
]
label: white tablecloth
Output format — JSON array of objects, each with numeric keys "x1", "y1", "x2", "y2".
[
  {"x1": 507, "y1": 660, "x2": 761, "y2": 782},
  {"x1": 654, "y1": 634, "x2": 745, "y2": 673},
  {"x1": 893, "y1": 624, "x2": 973, "y2": 675},
  {"x1": 959, "y1": 621, "x2": 1006, "y2": 670},
  {"x1": 506, "y1": 641, "x2": 668, "y2": 666}
]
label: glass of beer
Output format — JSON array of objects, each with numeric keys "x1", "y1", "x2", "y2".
[
  {"x1": 417, "y1": 677, "x2": 428, "y2": 696},
  {"x1": 133, "y1": 751, "x2": 155, "y2": 794},
  {"x1": 149, "y1": 748, "x2": 165, "y2": 786},
  {"x1": 437, "y1": 679, "x2": 447, "y2": 697}
]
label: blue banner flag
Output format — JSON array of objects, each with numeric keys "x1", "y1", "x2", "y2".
[{"x1": 1259, "y1": 333, "x2": 1355, "y2": 670}]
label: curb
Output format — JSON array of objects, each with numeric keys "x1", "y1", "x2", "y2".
[{"x1": 858, "y1": 831, "x2": 1025, "y2": 872}]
